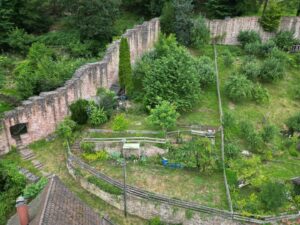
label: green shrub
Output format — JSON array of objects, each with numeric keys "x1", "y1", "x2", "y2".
[
  {"x1": 289, "y1": 149, "x2": 298, "y2": 157},
  {"x1": 70, "y1": 99, "x2": 89, "y2": 125},
  {"x1": 88, "y1": 103, "x2": 107, "y2": 126},
  {"x1": 259, "y1": 57, "x2": 285, "y2": 82},
  {"x1": 87, "y1": 176, "x2": 122, "y2": 195},
  {"x1": 286, "y1": 112, "x2": 300, "y2": 135},
  {"x1": 148, "y1": 216, "x2": 165, "y2": 225},
  {"x1": 252, "y1": 84, "x2": 269, "y2": 104},
  {"x1": 80, "y1": 142, "x2": 95, "y2": 153},
  {"x1": 240, "y1": 121, "x2": 262, "y2": 151},
  {"x1": 196, "y1": 56, "x2": 216, "y2": 88},
  {"x1": 191, "y1": 15, "x2": 210, "y2": 47},
  {"x1": 259, "y1": 181, "x2": 287, "y2": 212},
  {"x1": 225, "y1": 143, "x2": 240, "y2": 159},
  {"x1": 273, "y1": 31, "x2": 297, "y2": 51},
  {"x1": 237, "y1": 30, "x2": 261, "y2": 47},
  {"x1": 56, "y1": 118, "x2": 77, "y2": 140},
  {"x1": 82, "y1": 151, "x2": 109, "y2": 161},
  {"x1": 226, "y1": 169, "x2": 238, "y2": 187},
  {"x1": 223, "y1": 111, "x2": 236, "y2": 128},
  {"x1": 119, "y1": 37, "x2": 133, "y2": 94},
  {"x1": 7, "y1": 28, "x2": 34, "y2": 54},
  {"x1": 97, "y1": 88, "x2": 117, "y2": 118},
  {"x1": 222, "y1": 50, "x2": 234, "y2": 67},
  {"x1": 294, "y1": 88, "x2": 300, "y2": 101},
  {"x1": 225, "y1": 74, "x2": 253, "y2": 102},
  {"x1": 258, "y1": 40, "x2": 277, "y2": 57},
  {"x1": 240, "y1": 60, "x2": 261, "y2": 81},
  {"x1": 244, "y1": 42, "x2": 261, "y2": 55},
  {"x1": 185, "y1": 209, "x2": 194, "y2": 219},
  {"x1": 147, "y1": 99, "x2": 179, "y2": 131},
  {"x1": 261, "y1": 125, "x2": 277, "y2": 143},
  {"x1": 23, "y1": 177, "x2": 48, "y2": 199},
  {"x1": 259, "y1": 2, "x2": 282, "y2": 32},
  {"x1": 112, "y1": 114, "x2": 129, "y2": 131}
]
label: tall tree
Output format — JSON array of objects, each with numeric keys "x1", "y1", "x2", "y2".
[{"x1": 118, "y1": 37, "x2": 133, "y2": 95}]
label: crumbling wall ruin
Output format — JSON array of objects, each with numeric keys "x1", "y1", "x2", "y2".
[
  {"x1": 0, "y1": 18, "x2": 160, "y2": 155},
  {"x1": 208, "y1": 16, "x2": 300, "y2": 45}
]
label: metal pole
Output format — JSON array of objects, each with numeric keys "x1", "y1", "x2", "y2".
[{"x1": 122, "y1": 158, "x2": 127, "y2": 217}]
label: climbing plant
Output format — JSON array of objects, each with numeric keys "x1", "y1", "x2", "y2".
[{"x1": 119, "y1": 37, "x2": 133, "y2": 95}]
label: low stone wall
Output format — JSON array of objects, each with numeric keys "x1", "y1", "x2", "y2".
[
  {"x1": 67, "y1": 161, "x2": 239, "y2": 225},
  {"x1": 208, "y1": 16, "x2": 300, "y2": 45},
  {"x1": 0, "y1": 18, "x2": 160, "y2": 155}
]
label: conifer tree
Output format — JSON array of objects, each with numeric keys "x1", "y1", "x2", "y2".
[{"x1": 119, "y1": 37, "x2": 133, "y2": 95}]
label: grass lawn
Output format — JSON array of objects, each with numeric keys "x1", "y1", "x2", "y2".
[{"x1": 29, "y1": 138, "x2": 146, "y2": 225}]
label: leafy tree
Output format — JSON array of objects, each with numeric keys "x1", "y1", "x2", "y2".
[
  {"x1": 119, "y1": 37, "x2": 133, "y2": 94},
  {"x1": 286, "y1": 112, "x2": 300, "y2": 136},
  {"x1": 69, "y1": 99, "x2": 89, "y2": 125},
  {"x1": 238, "y1": 30, "x2": 261, "y2": 47},
  {"x1": 260, "y1": 181, "x2": 287, "y2": 212},
  {"x1": 148, "y1": 99, "x2": 179, "y2": 131},
  {"x1": 142, "y1": 35, "x2": 201, "y2": 111},
  {"x1": 122, "y1": 0, "x2": 166, "y2": 17},
  {"x1": 259, "y1": 57, "x2": 285, "y2": 82},
  {"x1": 191, "y1": 15, "x2": 210, "y2": 48},
  {"x1": 56, "y1": 118, "x2": 77, "y2": 140},
  {"x1": 160, "y1": 0, "x2": 194, "y2": 46},
  {"x1": 259, "y1": 2, "x2": 282, "y2": 32},
  {"x1": 7, "y1": 28, "x2": 34, "y2": 54},
  {"x1": 225, "y1": 143, "x2": 240, "y2": 159},
  {"x1": 65, "y1": 0, "x2": 121, "y2": 43},
  {"x1": 273, "y1": 31, "x2": 297, "y2": 51},
  {"x1": 112, "y1": 114, "x2": 129, "y2": 131},
  {"x1": 225, "y1": 74, "x2": 253, "y2": 102},
  {"x1": 196, "y1": 56, "x2": 216, "y2": 88}
]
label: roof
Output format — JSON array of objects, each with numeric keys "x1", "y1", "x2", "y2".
[{"x1": 8, "y1": 175, "x2": 102, "y2": 225}]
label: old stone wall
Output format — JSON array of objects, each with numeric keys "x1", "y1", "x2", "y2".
[
  {"x1": 0, "y1": 18, "x2": 160, "y2": 155},
  {"x1": 208, "y1": 16, "x2": 300, "y2": 45},
  {"x1": 67, "y1": 163, "x2": 240, "y2": 225}
]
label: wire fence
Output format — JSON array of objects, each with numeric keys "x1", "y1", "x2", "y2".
[
  {"x1": 66, "y1": 142, "x2": 300, "y2": 224},
  {"x1": 213, "y1": 45, "x2": 233, "y2": 213}
]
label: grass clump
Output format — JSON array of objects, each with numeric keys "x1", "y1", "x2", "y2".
[{"x1": 87, "y1": 176, "x2": 122, "y2": 196}]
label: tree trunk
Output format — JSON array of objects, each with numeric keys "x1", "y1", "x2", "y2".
[{"x1": 262, "y1": 0, "x2": 269, "y2": 17}]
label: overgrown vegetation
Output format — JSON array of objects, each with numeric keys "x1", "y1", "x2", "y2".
[{"x1": 87, "y1": 176, "x2": 122, "y2": 195}]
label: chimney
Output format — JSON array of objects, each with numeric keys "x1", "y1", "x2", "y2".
[{"x1": 16, "y1": 196, "x2": 29, "y2": 225}]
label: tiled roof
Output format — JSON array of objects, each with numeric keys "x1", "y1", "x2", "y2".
[{"x1": 32, "y1": 175, "x2": 102, "y2": 225}]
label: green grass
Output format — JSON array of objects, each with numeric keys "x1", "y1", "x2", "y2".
[{"x1": 0, "y1": 101, "x2": 13, "y2": 114}]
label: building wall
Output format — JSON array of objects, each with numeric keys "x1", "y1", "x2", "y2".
[
  {"x1": 208, "y1": 16, "x2": 300, "y2": 45},
  {"x1": 0, "y1": 18, "x2": 160, "y2": 155}
]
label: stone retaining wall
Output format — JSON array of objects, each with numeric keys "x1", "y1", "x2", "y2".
[
  {"x1": 67, "y1": 162, "x2": 240, "y2": 225},
  {"x1": 0, "y1": 18, "x2": 160, "y2": 155},
  {"x1": 208, "y1": 16, "x2": 300, "y2": 45}
]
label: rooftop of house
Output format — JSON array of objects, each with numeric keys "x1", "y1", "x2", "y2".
[{"x1": 8, "y1": 175, "x2": 107, "y2": 225}]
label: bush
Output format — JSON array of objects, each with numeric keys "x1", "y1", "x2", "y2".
[
  {"x1": 240, "y1": 121, "x2": 262, "y2": 151},
  {"x1": 147, "y1": 99, "x2": 179, "y2": 131},
  {"x1": 225, "y1": 143, "x2": 240, "y2": 159},
  {"x1": 80, "y1": 142, "x2": 95, "y2": 153},
  {"x1": 23, "y1": 177, "x2": 48, "y2": 199},
  {"x1": 70, "y1": 99, "x2": 89, "y2": 125},
  {"x1": 273, "y1": 31, "x2": 297, "y2": 51},
  {"x1": 244, "y1": 42, "x2": 261, "y2": 56},
  {"x1": 112, "y1": 114, "x2": 129, "y2": 131},
  {"x1": 225, "y1": 74, "x2": 253, "y2": 102},
  {"x1": 226, "y1": 169, "x2": 238, "y2": 187},
  {"x1": 240, "y1": 60, "x2": 261, "y2": 81},
  {"x1": 87, "y1": 176, "x2": 122, "y2": 195},
  {"x1": 289, "y1": 149, "x2": 298, "y2": 157},
  {"x1": 238, "y1": 30, "x2": 261, "y2": 47},
  {"x1": 259, "y1": 3, "x2": 282, "y2": 32},
  {"x1": 196, "y1": 56, "x2": 215, "y2": 88},
  {"x1": 286, "y1": 112, "x2": 300, "y2": 135},
  {"x1": 7, "y1": 28, "x2": 34, "y2": 54},
  {"x1": 82, "y1": 151, "x2": 109, "y2": 161},
  {"x1": 252, "y1": 84, "x2": 269, "y2": 104},
  {"x1": 148, "y1": 216, "x2": 165, "y2": 225},
  {"x1": 88, "y1": 104, "x2": 108, "y2": 126},
  {"x1": 191, "y1": 15, "x2": 210, "y2": 47},
  {"x1": 261, "y1": 125, "x2": 277, "y2": 143},
  {"x1": 222, "y1": 50, "x2": 234, "y2": 67},
  {"x1": 97, "y1": 88, "x2": 117, "y2": 118},
  {"x1": 56, "y1": 118, "x2": 77, "y2": 140},
  {"x1": 259, "y1": 181, "x2": 287, "y2": 212},
  {"x1": 259, "y1": 57, "x2": 285, "y2": 82},
  {"x1": 258, "y1": 40, "x2": 277, "y2": 57}
]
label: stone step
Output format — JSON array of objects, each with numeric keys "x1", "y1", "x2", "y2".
[
  {"x1": 20, "y1": 149, "x2": 35, "y2": 160},
  {"x1": 32, "y1": 160, "x2": 44, "y2": 169},
  {"x1": 19, "y1": 168, "x2": 40, "y2": 183}
]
